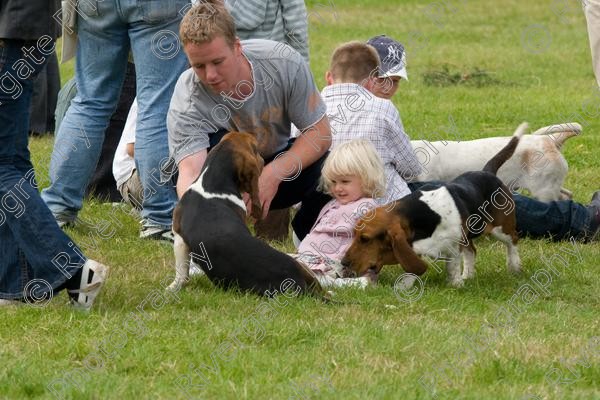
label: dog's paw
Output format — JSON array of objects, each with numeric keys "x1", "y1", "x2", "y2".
[
  {"x1": 461, "y1": 269, "x2": 476, "y2": 280},
  {"x1": 507, "y1": 255, "x2": 522, "y2": 274},
  {"x1": 166, "y1": 281, "x2": 185, "y2": 292},
  {"x1": 508, "y1": 264, "x2": 522, "y2": 275},
  {"x1": 448, "y1": 278, "x2": 465, "y2": 288}
]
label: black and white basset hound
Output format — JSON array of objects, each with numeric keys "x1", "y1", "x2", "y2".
[
  {"x1": 167, "y1": 131, "x2": 324, "y2": 297},
  {"x1": 341, "y1": 123, "x2": 528, "y2": 288}
]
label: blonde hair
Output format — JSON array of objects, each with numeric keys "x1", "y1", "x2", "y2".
[
  {"x1": 328, "y1": 41, "x2": 380, "y2": 84},
  {"x1": 320, "y1": 139, "x2": 386, "y2": 198},
  {"x1": 180, "y1": 1, "x2": 236, "y2": 47}
]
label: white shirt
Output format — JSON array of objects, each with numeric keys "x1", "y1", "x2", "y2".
[{"x1": 113, "y1": 98, "x2": 137, "y2": 189}]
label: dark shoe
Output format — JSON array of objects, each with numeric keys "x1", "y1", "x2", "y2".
[
  {"x1": 591, "y1": 190, "x2": 600, "y2": 206},
  {"x1": 587, "y1": 191, "x2": 600, "y2": 240},
  {"x1": 54, "y1": 212, "x2": 77, "y2": 228}
]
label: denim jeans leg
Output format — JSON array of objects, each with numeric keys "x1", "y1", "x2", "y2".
[
  {"x1": 41, "y1": 1, "x2": 130, "y2": 219},
  {"x1": 514, "y1": 193, "x2": 592, "y2": 240},
  {"x1": 127, "y1": 0, "x2": 190, "y2": 226},
  {"x1": 0, "y1": 40, "x2": 85, "y2": 298}
]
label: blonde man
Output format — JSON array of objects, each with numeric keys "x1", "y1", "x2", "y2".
[{"x1": 167, "y1": 1, "x2": 332, "y2": 240}]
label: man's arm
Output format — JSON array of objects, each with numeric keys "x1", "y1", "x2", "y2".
[
  {"x1": 257, "y1": 115, "x2": 332, "y2": 218},
  {"x1": 176, "y1": 150, "x2": 208, "y2": 198}
]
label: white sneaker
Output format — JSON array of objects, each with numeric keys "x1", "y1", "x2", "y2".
[
  {"x1": 334, "y1": 276, "x2": 370, "y2": 289},
  {"x1": 68, "y1": 260, "x2": 109, "y2": 311},
  {"x1": 316, "y1": 275, "x2": 370, "y2": 289},
  {"x1": 139, "y1": 221, "x2": 174, "y2": 243},
  {"x1": 0, "y1": 299, "x2": 21, "y2": 306}
]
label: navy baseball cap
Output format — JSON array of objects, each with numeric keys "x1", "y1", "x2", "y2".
[{"x1": 367, "y1": 35, "x2": 408, "y2": 80}]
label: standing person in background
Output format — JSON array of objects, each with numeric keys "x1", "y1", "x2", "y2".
[
  {"x1": 54, "y1": 62, "x2": 137, "y2": 203},
  {"x1": 29, "y1": 49, "x2": 60, "y2": 136},
  {"x1": 584, "y1": 0, "x2": 600, "y2": 87},
  {"x1": 42, "y1": 0, "x2": 190, "y2": 242},
  {"x1": 0, "y1": 0, "x2": 108, "y2": 309},
  {"x1": 26, "y1": 0, "x2": 60, "y2": 137},
  {"x1": 225, "y1": 0, "x2": 310, "y2": 63}
]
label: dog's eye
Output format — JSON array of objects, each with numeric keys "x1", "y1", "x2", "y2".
[{"x1": 359, "y1": 235, "x2": 370, "y2": 243}]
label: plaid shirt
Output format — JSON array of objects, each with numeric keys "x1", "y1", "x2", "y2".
[
  {"x1": 225, "y1": 0, "x2": 309, "y2": 62},
  {"x1": 321, "y1": 83, "x2": 422, "y2": 201}
]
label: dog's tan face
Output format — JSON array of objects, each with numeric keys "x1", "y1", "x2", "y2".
[
  {"x1": 341, "y1": 207, "x2": 399, "y2": 277},
  {"x1": 223, "y1": 132, "x2": 265, "y2": 220},
  {"x1": 341, "y1": 205, "x2": 429, "y2": 277}
]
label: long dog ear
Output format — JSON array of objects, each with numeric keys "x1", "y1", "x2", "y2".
[
  {"x1": 238, "y1": 155, "x2": 263, "y2": 220},
  {"x1": 388, "y1": 222, "x2": 428, "y2": 275}
]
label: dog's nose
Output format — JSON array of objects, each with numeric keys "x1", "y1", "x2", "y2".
[{"x1": 342, "y1": 268, "x2": 357, "y2": 278}]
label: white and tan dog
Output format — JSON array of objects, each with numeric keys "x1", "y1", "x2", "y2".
[{"x1": 410, "y1": 123, "x2": 581, "y2": 201}]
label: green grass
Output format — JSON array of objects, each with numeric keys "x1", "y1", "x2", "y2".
[{"x1": 3, "y1": 0, "x2": 600, "y2": 399}]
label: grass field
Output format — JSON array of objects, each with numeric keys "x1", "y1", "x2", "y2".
[{"x1": 3, "y1": 0, "x2": 600, "y2": 399}]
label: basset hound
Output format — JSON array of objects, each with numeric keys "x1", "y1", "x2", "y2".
[
  {"x1": 167, "y1": 132, "x2": 325, "y2": 297},
  {"x1": 410, "y1": 122, "x2": 580, "y2": 201},
  {"x1": 341, "y1": 123, "x2": 529, "y2": 288}
]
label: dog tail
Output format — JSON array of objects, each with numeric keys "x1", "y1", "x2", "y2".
[
  {"x1": 483, "y1": 122, "x2": 528, "y2": 174},
  {"x1": 532, "y1": 122, "x2": 581, "y2": 150}
]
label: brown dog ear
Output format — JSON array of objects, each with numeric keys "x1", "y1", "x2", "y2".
[
  {"x1": 238, "y1": 154, "x2": 263, "y2": 220},
  {"x1": 388, "y1": 222, "x2": 428, "y2": 275}
]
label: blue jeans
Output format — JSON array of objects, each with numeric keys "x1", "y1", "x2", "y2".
[
  {"x1": 0, "y1": 39, "x2": 85, "y2": 299},
  {"x1": 408, "y1": 182, "x2": 594, "y2": 240},
  {"x1": 41, "y1": 0, "x2": 190, "y2": 227}
]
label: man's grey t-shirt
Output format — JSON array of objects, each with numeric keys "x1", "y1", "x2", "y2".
[{"x1": 167, "y1": 39, "x2": 326, "y2": 165}]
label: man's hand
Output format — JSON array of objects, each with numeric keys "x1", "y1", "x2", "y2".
[
  {"x1": 255, "y1": 116, "x2": 332, "y2": 218},
  {"x1": 257, "y1": 163, "x2": 282, "y2": 219},
  {"x1": 176, "y1": 151, "x2": 207, "y2": 198}
]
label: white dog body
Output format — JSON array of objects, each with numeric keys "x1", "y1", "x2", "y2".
[{"x1": 410, "y1": 123, "x2": 581, "y2": 201}]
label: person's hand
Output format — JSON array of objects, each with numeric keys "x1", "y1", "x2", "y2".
[
  {"x1": 242, "y1": 192, "x2": 252, "y2": 216},
  {"x1": 257, "y1": 164, "x2": 282, "y2": 219}
]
